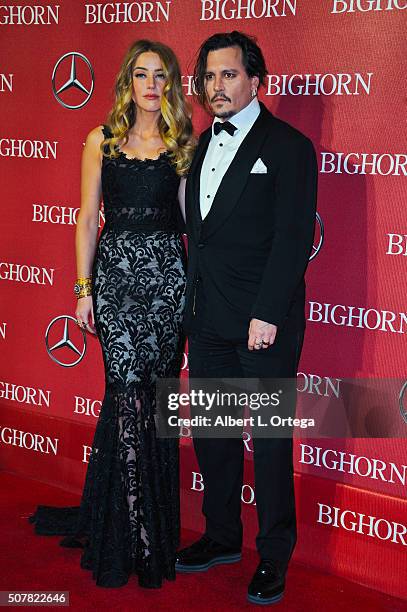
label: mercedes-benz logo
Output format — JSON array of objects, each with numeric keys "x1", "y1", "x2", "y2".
[
  {"x1": 399, "y1": 380, "x2": 407, "y2": 425},
  {"x1": 45, "y1": 315, "x2": 87, "y2": 367},
  {"x1": 52, "y1": 52, "x2": 94, "y2": 109},
  {"x1": 310, "y1": 212, "x2": 324, "y2": 261}
]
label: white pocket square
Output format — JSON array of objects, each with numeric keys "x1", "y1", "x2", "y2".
[{"x1": 250, "y1": 158, "x2": 268, "y2": 174}]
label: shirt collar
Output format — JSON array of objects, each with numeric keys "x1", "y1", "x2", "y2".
[{"x1": 211, "y1": 97, "x2": 261, "y2": 137}]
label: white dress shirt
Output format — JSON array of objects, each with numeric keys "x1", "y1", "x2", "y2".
[{"x1": 200, "y1": 97, "x2": 261, "y2": 219}]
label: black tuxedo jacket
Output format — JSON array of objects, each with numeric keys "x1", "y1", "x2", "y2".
[{"x1": 184, "y1": 102, "x2": 318, "y2": 340}]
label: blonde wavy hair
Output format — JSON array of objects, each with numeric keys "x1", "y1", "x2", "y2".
[{"x1": 102, "y1": 40, "x2": 195, "y2": 176}]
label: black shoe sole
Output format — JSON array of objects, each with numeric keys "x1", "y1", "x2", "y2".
[
  {"x1": 247, "y1": 591, "x2": 284, "y2": 605},
  {"x1": 175, "y1": 553, "x2": 242, "y2": 573}
]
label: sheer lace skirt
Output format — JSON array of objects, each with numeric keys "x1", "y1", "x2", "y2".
[{"x1": 30, "y1": 383, "x2": 180, "y2": 588}]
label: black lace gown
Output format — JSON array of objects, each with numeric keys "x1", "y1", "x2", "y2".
[{"x1": 29, "y1": 127, "x2": 187, "y2": 589}]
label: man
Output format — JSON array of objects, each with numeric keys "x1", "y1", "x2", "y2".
[{"x1": 177, "y1": 31, "x2": 318, "y2": 605}]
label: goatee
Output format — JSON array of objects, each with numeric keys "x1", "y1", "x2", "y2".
[{"x1": 213, "y1": 110, "x2": 233, "y2": 119}]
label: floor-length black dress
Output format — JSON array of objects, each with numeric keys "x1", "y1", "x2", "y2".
[{"x1": 29, "y1": 126, "x2": 187, "y2": 588}]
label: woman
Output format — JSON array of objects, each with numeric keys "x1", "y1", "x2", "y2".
[{"x1": 29, "y1": 40, "x2": 194, "y2": 589}]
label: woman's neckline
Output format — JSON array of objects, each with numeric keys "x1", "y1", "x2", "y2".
[{"x1": 117, "y1": 149, "x2": 169, "y2": 163}]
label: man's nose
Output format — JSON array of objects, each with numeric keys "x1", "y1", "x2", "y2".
[{"x1": 213, "y1": 75, "x2": 224, "y2": 91}]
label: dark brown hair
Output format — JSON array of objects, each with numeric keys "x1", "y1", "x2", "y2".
[{"x1": 193, "y1": 30, "x2": 268, "y2": 110}]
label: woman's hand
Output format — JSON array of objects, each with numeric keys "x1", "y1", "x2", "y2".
[{"x1": 75, "y1": 295, "x2": 97, "y2": 334}]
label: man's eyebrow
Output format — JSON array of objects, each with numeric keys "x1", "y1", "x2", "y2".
[{"x1": 205, "y1": 68, "x2": 239, "y2": 73}]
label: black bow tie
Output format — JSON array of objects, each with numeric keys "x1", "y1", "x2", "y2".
[{"x1": 213, "y1": 121, "x2": 237, "y2": 136}]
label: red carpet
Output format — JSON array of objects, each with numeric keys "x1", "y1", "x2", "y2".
[{"x1": 0, "y1": 471, "x2": 404, "y2": 611}]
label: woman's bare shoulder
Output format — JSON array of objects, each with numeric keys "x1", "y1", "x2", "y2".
[{"x1": 85, "y1": 125, "x2": 106, "y2": 147}]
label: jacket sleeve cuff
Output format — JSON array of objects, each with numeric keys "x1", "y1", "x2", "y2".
[{"x1": 250, "y1": 304, "x2": 285, "y2": 328}]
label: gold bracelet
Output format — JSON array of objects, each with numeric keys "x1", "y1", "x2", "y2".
[
  {"x1": 74, "y1": 278, "x2": 92, "y2": 297},
  {"x1": 76, "y1": 276, "x2": 92, "y2": 283},
  {"x1": 76, "y1": 286, "x2": 92, "y2": 299}
]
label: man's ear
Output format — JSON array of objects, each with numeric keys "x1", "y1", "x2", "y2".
[{"x1": 251, "y1": 76, "x2": 260, "y2": 91}]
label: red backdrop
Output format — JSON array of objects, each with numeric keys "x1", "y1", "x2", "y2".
[{"x1": 0, "y1": 0, "x2": 406, "y2": 599}]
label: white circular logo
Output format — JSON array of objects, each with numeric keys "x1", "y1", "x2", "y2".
[
  {"x1": 52, "y1": 52, "x2": 94, "y2": 109},
  {"x1": 45, "y1": 315, "x2": 87, "y2": 367},
  {"x1": 310, "y1": 212, "x2": 324, "y2": 261},
  {"x1": 399, "y1": 380, "x2": 407, "y2": 425}
]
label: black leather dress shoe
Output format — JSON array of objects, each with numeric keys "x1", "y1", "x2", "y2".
[
  {"x1": 247, "y1": 559, "x2": 285, "y2": 605},
  {"x1": 175, "y1": 534, "x2": 241, "y2": 572}
]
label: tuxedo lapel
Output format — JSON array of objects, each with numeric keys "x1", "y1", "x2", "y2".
[
  {"x1": 186, "y1": 129, "x2": 211, "y2": 242},
  {"x1": 201, "y1": 106, "x2": 271, "y2": 240}
]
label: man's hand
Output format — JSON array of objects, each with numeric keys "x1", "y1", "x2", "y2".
[{"x1": 248, "y1": 318, "x2": 277, "y2": 351}]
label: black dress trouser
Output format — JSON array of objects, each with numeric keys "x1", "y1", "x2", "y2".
[{"x1": 188, "y1": 285, "x2": 304, "y2": 568}]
